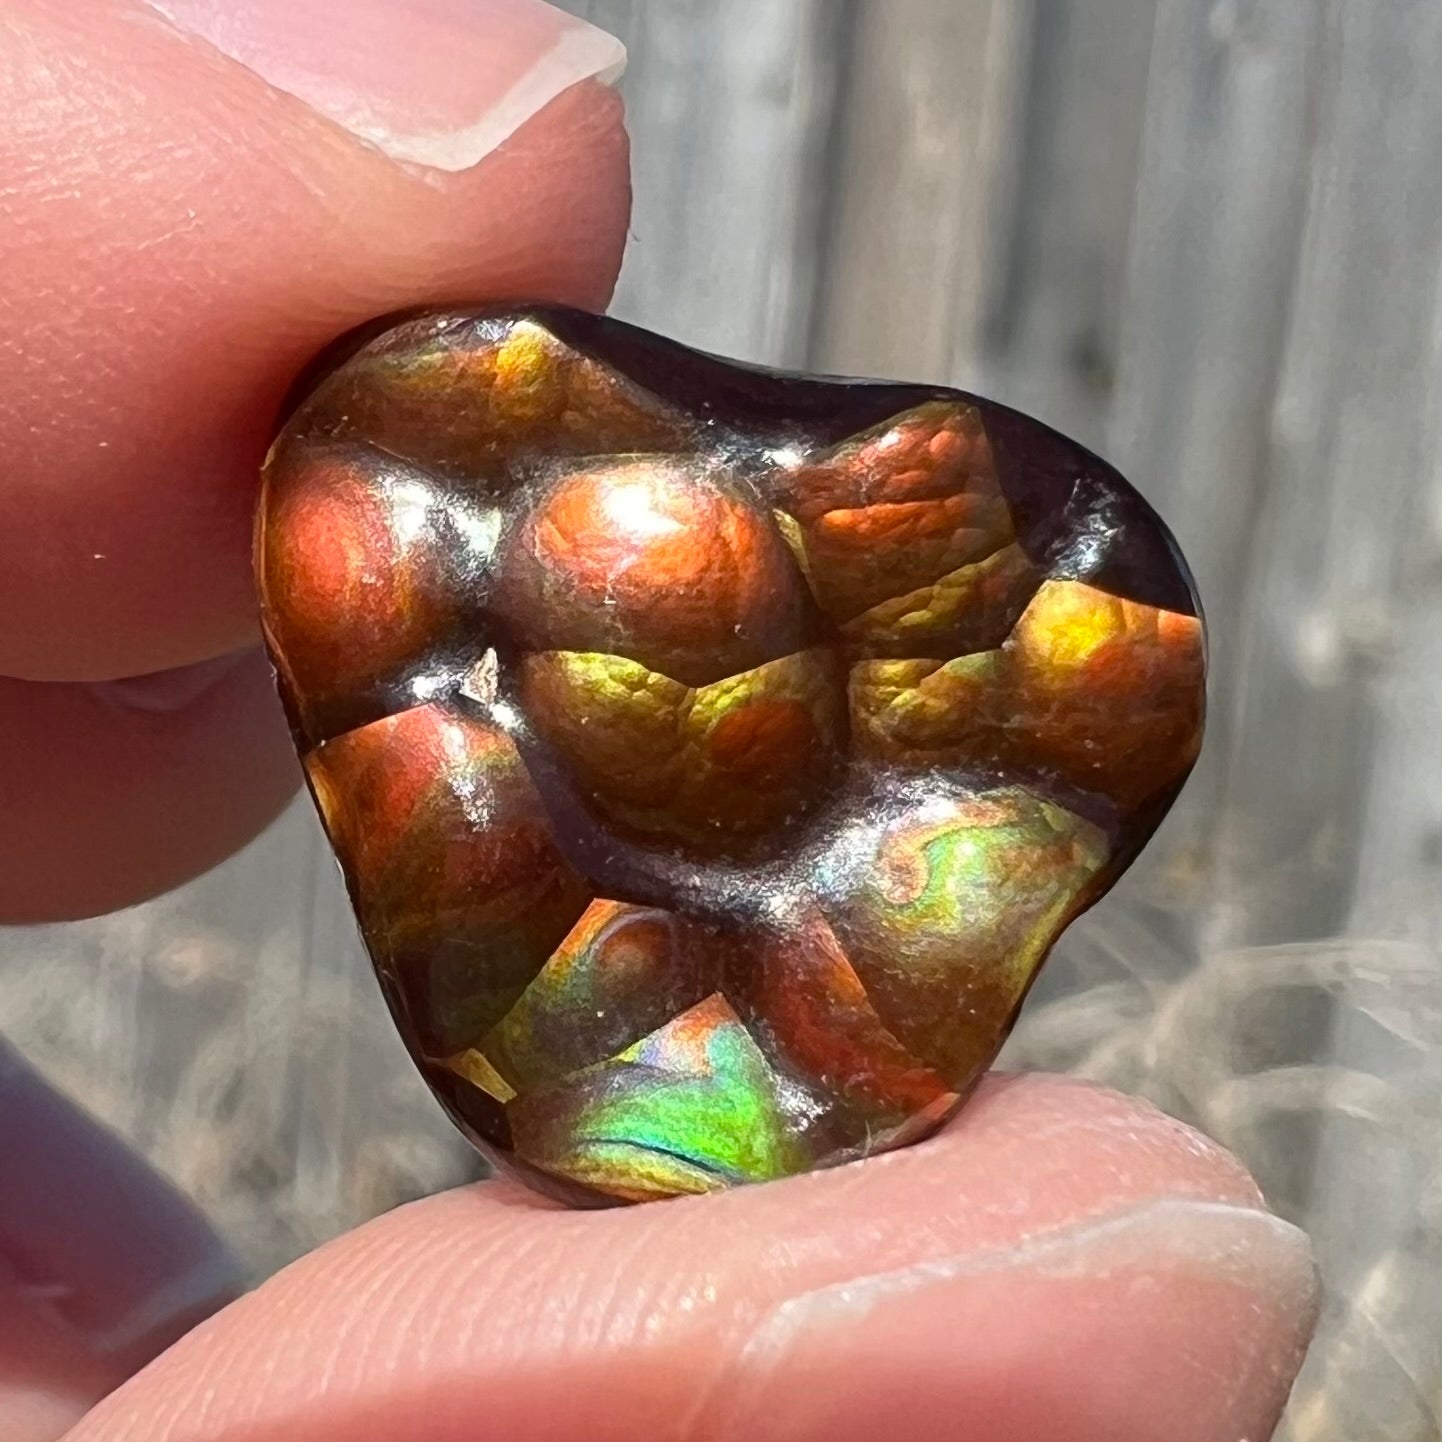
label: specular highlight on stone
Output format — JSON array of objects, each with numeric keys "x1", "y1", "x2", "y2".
[{"x1": 257, "y1": 307, "x2": 1206, "y2": 1206}]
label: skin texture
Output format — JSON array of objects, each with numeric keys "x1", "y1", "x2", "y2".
[
  {"x1": 0, "y1": 0, "x2": 629, "y2": 920},
  {"x1": 0, "y1": 3, "x2": 1319, "y2": 1439},
  {"x1": 59, "y1": 1077, "x2": 1319, "y2": 1442}
]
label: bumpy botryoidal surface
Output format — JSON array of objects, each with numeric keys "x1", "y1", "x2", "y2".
[{"x1": 257, "y1": 307, "x2": 1205, "y2": 1205}]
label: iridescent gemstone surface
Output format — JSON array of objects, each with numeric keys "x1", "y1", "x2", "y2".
[{"x1": 257, "y1": 307, "x2": 1206, "y2": 1206}]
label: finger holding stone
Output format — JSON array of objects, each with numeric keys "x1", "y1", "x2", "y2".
[
  {"x1": 0, "y1": 0, "x2": 632, "y2": 921},
  {"x1": 1, "y1": 0, "x2": 629, "y2": 683},
  {"x1": 60, "y1": 1075, "x2": 1319, "y2": 1442}
]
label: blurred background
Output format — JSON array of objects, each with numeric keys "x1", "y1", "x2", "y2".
[{"x1": 3, "y1": 2, "x2": 1440, "y2": 1437}]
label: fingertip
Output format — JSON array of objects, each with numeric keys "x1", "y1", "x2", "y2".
[
  {"x1": 1, "y1": 0, "x2": 631, "y2": 681},
  {"x1": 716, "y1": 1198, "x2": 1317, "y2": 1442},
  {"x1": 62, "y1": 1075, "x2": 1313, "y2": 1442},
  {"x1": 146, "y1": 0, "x2": 628, "y2": 175},
  {"x1": 940, "y1": 1071, "x2": 1267, "y2": 1210}
]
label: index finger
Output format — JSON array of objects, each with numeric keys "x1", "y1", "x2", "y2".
[
  {"x1": 0, "y1": 0, "x2": 630, "y2": 919},
  {"x1": 0, "y1": 0, "x2": 628, "y2": 682}
]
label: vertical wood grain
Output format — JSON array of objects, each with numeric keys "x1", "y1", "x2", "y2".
[
  {"x1": 808, "y1": 0, "x2": 1032, "y2": 384},
  {"x1": 570, "y1": 0, "x2": 853, "y2": 364}
]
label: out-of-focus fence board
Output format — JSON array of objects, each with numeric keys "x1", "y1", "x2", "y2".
[
  {"x1": 973, "y1": 0, "x2": 1157, "y2": 449},
  {"x1": 808, "y1": 0, "x2": 1031, "y2": 385},
  {"x1": 569, "y1": 0, "x2": 852, "y2": 365},
  {"x1": 1107, "y1": 0, "x2": 1319, "y2": 885},
  {"x1": 2, "y1": 4, "x2": 1438, "y2": 1436},
  {"x1": 1258, "y1": 6, "x2": 1442, "y2": 1435},
  {"x1": 1210, "y1": 0, "x2": 1442, "y2": 951}
]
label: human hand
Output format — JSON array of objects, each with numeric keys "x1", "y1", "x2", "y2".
[{"x1": 0, "y1": 3, "x2": 1318, "y2": 1438}]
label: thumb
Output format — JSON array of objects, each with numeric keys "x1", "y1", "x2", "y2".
[{"x1": 62, "y1": 1076, "x2": 1319, "y2": 1442}]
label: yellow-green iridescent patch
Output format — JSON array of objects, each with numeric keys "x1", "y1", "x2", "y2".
[
  {"x1": 523, "y1": 648, "x2": 843, "y2": 852},
  {"x1": 820, "y1": 789, "x2": 1108, "y2": 1082},
  {"x1": 480, "y1": 901, "x2": 721, "y2": 1092},
  {"x1": 841, "y1": 542, "x2": 1040, "y2": 659},
  {"x1": 290, "y1": 318, "x2": 697, "y2": 485},
  {"x1": 506, "y1": 995, "x2": 809, "y2": 1200}
]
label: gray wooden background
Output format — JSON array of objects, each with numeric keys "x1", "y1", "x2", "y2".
[{"x1": 3, "y1": 3, "x2": 1440, "y2": 1437}]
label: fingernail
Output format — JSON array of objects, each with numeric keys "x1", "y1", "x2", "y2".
[
  {"x1": 710, "y1": 1200, "x2": 1319, "y2": 1442},
  {"x1": 90, "y1": 649, "x2": 254, "y2": 714},
  {"x1": 0, "y1": 1041, "x2": 244, "y2": 1372},
  {"x1": 145, "y1": 0, "x2": 626, "y2": 172}
]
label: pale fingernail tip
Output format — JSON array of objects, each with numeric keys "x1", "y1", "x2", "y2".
[
  {"x1": 144, "y1": 0, "x2": 625, "y2": 173},
  {"x1": 709, "y1": 1200, "x2": 1319, "y2": 1440},
  {"x1": 368, "y1": 22, "x2": 628, "y2": 173},
  {"x1": 764, "y1": 1199, "x2": 1318, "y2": 1324}
]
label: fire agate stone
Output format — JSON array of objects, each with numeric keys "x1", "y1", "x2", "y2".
[{"x1": 257, "y1": 308, "x2": 1206, "y2": 1206}]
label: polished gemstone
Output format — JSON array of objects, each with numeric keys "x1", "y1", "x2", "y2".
[{"x1": 257, "y1": 308, "x2": 1205, "y2": 1206}]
